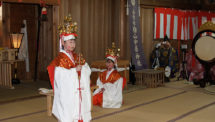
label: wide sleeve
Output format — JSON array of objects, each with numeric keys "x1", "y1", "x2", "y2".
[
  {"x1": 81, "y1": 63, "x2": 91, "y2": 76},
  {"x1": 47, "y1": 65, "x2": 55, "y2": 89},
  {"x1": 102, "y1": 78, "x2": 123, "y2": 108},
  {"x1": 93, "y1": 78, "x2": 104, "y2": 95},
  {"x1": 52, "y1": 66, "x2": 78, "y2": 121},
  {"x1": 80, "y1": 63, "x2": 92, "y2": 119}
]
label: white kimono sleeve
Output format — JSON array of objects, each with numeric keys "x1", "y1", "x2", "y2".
[
  {"x1": 102, "y1": 78, "x2": 123, "y2": 108},
  {"x1": 93, "y1": 77, "x2": 104, "y2": 95},
  {"x1": 52, "y1": 63, "x2": 91, "y2": 122}
]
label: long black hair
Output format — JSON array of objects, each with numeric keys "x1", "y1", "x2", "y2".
[{"x1": 106, "y1": 59, "x2": 116, "y2": 69}]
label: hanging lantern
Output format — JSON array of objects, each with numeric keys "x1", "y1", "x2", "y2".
[
  {"x1": 41, "y1": 6, "x2": 47, "y2": 21},
  {"x1": 40, "y1": 0, "x2": 47, "y2": 21}
]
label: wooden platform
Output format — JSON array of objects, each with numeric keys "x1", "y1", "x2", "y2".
[
  {"x1": 39, "y1": 86, "x2": 98, "y2": 116},
  {"x1": 0, "y1": 60, "x2": 23, "y2": 89},
  {"x1": 134, "y1": 69, "x2": 165, "y2": 88}
]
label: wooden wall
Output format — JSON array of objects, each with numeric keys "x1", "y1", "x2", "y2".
[
  {"x1": 55, "y1": 0, "x2": 125, "y2": 64},
  {"x1": 1, "y1": 3, "x2": 54, "y2": 81},
  {"x1": 1, "y1": 0, "x2": 214, "y2": 81},
  {"x1": 37, "y1": 6, "x2": 53, "y2": 80},
  {"x1": 1, "y1": 0, "x2": 125, "y2": 81},
  {"x1": 2, "y1": 3, "x2": 38, "y2": 80},
  {"x1": 1, "y1": 0, "x2": 58, "y2": 5},
  {"x1": 37, "y1": 0, "x2": 215, "y2": 80},
  {"x1": 1, "y1": 3, "x2": 10, "y2": 48},
  {"x1": 0, "y1": 6, "x2": 2, "y2": 46},
  {"x1": 140, "y1": 8, "x2": 154, "y2": 68}
]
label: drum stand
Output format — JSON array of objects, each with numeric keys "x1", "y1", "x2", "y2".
[
  {"x1": 177, "y1": 49, "x2": 188, "y2": 81},
  {"x1": 191, "y1": 29, "x2": 215, "y2": 88}
]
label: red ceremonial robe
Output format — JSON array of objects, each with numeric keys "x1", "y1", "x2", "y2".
[
  {"x1": 47, "y1": 52, "x2": 80, "y2": 89},
  {"x1": 93, "y1": 70, "x2": 126, "y2": 107}
]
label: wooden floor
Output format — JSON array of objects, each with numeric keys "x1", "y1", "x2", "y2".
[{"x1": 0, "y1": 80, "x2": 215, "y2": 122}]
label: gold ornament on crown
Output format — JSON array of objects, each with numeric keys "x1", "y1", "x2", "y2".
[
  {"x1": 75, "y1": 53, "x2": 85, "y2": 65},
  {"x1": 198, "y1": 21, "x2": 215, "y2": 32},
  {"x1": 106, "y1": 42, "x2": 120, "y2": 57},
  {"x1": 58, "y1": 14, "x2": 78, "y2": 36}
]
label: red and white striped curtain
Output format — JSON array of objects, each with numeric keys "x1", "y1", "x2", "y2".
[{"x1": 154, "y1": 8, "x2": 215, "y2": 40}]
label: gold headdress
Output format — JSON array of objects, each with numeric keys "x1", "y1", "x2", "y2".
[
  {"x1": 105, "y1": 42, "x2": 120, "y2": 62},
  {"x1": 58, "y1": 14, "x2": 78, "y2": 39},
  {"x1": 58, "y1": 14, "x2": 78, "y2": 50}
]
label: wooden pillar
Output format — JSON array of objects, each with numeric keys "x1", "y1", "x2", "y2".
[
  {"x1": 2, "y1": 3, "x2": 11, "y2": 48},
  {"x1": 53, "y1": 6, "x2": 59, "y2": 58},
  {"x1": 0, "y1": 5, "x2": 2, "y2": 46},
  {"x1": 119, "y1": 0, "x2": 126, "y2": 59}
]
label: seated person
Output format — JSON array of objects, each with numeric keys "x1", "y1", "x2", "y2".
[
  {"x1": 186, "y1": 49, "x2": 215, "y2": 82},
  {"x1": 93, "y1": 52, "x2": 126, "y2": 108},
  {"x1": 151, "y1": 35, "x2": 179, "y2": 80}
]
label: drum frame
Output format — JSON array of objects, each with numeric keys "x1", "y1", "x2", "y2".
[{"x1": 192, "y1": 30, "x2": 215, "y2": 87}]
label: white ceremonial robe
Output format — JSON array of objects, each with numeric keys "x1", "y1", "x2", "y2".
[
  {"x1": 52, "y1": 63, "x2": 92, "y2": 122},
  {"x1": 93, "y1": 71, "x2": 123, "y2": 108}
]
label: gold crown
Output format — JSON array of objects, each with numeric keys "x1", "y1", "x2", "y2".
[
  {"x1": 58, "y1": 14, "x2": 78, "y2": 36},
  {"x1": 106, "y1": 42, "x2": 120, "y2": 57},
  {"x1": 198, "y1": 21, "x2": 215, "y2": 32}
]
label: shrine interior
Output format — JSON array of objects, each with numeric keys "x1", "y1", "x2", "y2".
[{"x1": 0, "y1": 0, "x2": 215, "y2": 122}]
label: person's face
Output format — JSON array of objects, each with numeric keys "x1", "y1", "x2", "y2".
[
  {"x1": 161, "y1": 41, "x2": 170, "y2": 49},
  {"x1": 106, "y1": 59, "x2": 114, "y2": 70},
  {"x1": 164, "y1": 41, "x2": 171, "y2": 48},
  {"x1": 63, "y1": 39, "x2": 76, "y2": 51}
]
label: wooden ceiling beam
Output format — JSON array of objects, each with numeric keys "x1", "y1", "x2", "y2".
[{"x1": 1, "y1": 0, "x2": 59, "y2": 5}]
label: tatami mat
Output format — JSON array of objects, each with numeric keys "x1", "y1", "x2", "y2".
[
  {"x1": 0, "y1": 80, "x2": 51, "y2": 104},
  {"x1": 177, "y1": 104, "x2": 215, "y2": 122},
  {"x1": 0, "y1": 81, "x2": 215, "y2": 122}
]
